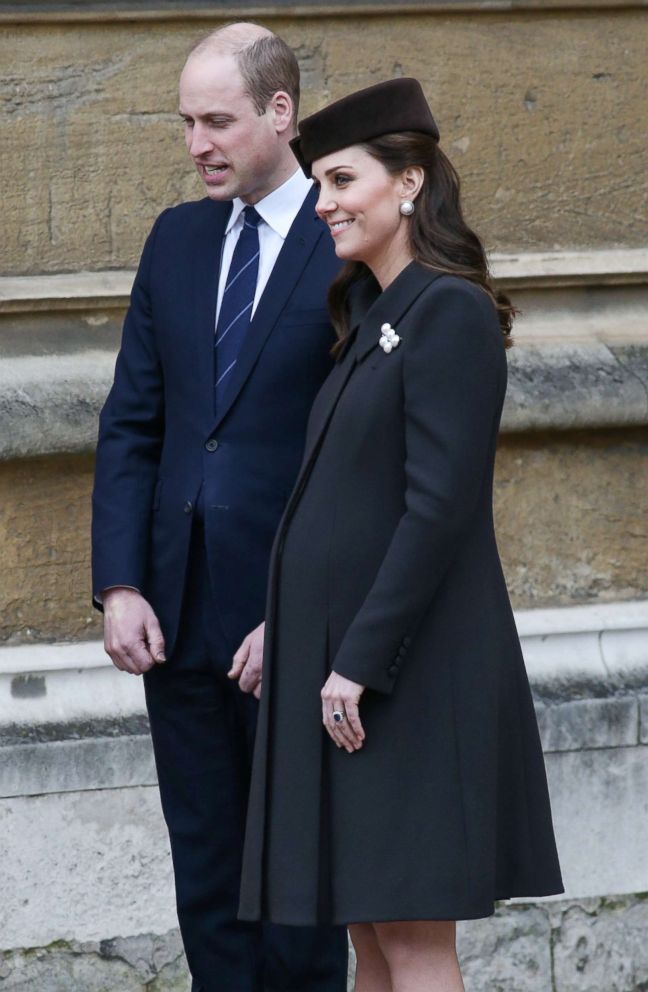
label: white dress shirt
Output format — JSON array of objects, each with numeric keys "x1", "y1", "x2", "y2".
[{"x1": 215, "y1": 167, "x2": 313, "y2": 323}]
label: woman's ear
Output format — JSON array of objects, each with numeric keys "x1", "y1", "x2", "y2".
[{"x1": 400, "y1": 166, "x2": 424, "y2": 202}]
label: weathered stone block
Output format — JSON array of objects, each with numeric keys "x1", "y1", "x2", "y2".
[
  {"x1": 1, "y1": 8, "x2": 647, "y2": 274},
  {"x1": 553, "y1": 896, "x2": 648, "y2": 992},
  {"x1": 0, "y1": 931, "x2": 188, "y2": 992},
  {"x1": 0, "y1": 734, "x2": 156, "y2": 798},
  {"x1": 0, "y1": 453, "x2": 102, "y2": 644},
  {"x1": 458, "y1": 904, "x2": 553, "y2": 992},
  {"x1": 536, "y1": 696, "x2": 638, "y2": 753},
  {"x1": 640, "y1": 695, "x2": 648, "y2": 745},
  {"x1": 503, "y1": 342, "x2": 648, "y2": 432},
  {"x1": 545, "y1": 746, "x2": 648, "y2": 900},
  {"x1": 0, "y1": 786, "x2": 177, "y2": 949},
  {"x1": 493, "y1": 429, "x2": 648, "y2": 610}
]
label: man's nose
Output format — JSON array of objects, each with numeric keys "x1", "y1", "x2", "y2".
[{"x1": 188, "y1": 123, "x2": 213, "y2": 158}]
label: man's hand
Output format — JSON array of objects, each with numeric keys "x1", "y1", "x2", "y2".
[
  {"x1": 103, "y1": 587, "x2": 166, "y2": 676},
  {"x1": 229, "y1": 621, "x2": 265, "y2": 699}
]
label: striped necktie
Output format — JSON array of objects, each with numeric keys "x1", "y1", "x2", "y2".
[{"x1": 214, "y1": 205, "x2": 261, "y2": 413}]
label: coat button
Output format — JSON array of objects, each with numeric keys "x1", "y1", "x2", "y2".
[
  {"x1": 398, "y1": 646, "x2": 407, "y2": 659},
  {"x1": 183, "y1": 501, "x2": 193, "y2": 514},
  {"x1": 205, "y1": 439, "x2": 219, "y2": 452},
  {"x1": 402, "y1": 636, "x2": 412, "y2": 647},
  {"x1": 388, "y1": 665, "x2": 399, "y2": 677}
]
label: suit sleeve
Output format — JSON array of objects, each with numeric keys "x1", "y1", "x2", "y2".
[
  {"x1": 91, "y1": 210, "x2": 170, "y2": 605},
  {"x1": 332, "y1": 281, "x2": 507, "y2": 694}
]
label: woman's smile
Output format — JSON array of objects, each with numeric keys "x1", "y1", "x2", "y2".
[{"x1": 329, "y1": 218, "x2": 355, "y2": 237}]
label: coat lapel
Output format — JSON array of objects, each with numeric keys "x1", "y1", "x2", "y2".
[
  {"x1": 354, "y1": 261, "x2": 444, "y2": 363},
  {"x1": 282, "y1": 262, "x2": 445, "y2": 517},
  {"x1": 211, "y1": 186, "x2": 324, "y2": 430},
  {"x1": 280, "y1": 336, "x2": 359, "y2": 525},
  {"x1": 192, "y1": 199, "x2": 231, "y2": 426}
]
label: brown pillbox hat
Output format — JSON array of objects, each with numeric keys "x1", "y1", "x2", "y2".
[{"x1": 290, "y1": 77, "x2": 440, "y2": 177}]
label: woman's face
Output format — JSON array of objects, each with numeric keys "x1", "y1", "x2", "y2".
[{"x1": 312, "y1": 145, "x2": 418, "y2": 283}]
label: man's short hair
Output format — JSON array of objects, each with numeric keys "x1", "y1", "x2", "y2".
[
  {"x1": 238, "y1": 35, "x2": 300, "y2": 122},
  {"x1": 191, "y1": 30, "x2": 300, "y2": 124}
]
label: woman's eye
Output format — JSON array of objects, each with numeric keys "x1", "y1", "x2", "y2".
[{"x1": 334, "y1": 174, "x2": 351, "y2": 187}]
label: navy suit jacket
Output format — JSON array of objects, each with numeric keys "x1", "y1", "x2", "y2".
[{"x1": 92, "y1": 188, "x2": 341, "y2": 656}]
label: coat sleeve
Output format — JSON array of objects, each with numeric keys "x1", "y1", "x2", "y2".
[
  {"x1": 91, "y1": 209, "x2": 170, "y2": 604},
  {"x1": 332, "y1": 280, "x2": 507, "y2": 694}
]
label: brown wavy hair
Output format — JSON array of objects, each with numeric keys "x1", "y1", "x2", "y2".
[{"x1": 328, "y1": 132, "x2": 515, "y2": 349}]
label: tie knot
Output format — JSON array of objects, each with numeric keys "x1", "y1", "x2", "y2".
[{"x1": 243, "y1": 205, "x2": 261, "y2": 229}]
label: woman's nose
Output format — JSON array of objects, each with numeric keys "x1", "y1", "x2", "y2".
[{"x1": 315, "y1": 191, "x2": 337, "y2": 220}]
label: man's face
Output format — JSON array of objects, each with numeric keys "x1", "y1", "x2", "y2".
[{"x1": 179, "y1": 52, "x2": 281, "y2": 204}]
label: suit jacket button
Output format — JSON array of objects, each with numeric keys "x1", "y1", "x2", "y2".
[
  {"x1": 183, "y1": 501, "x2": 193, "y2": 514},
  {"x1": 388, "y1": 665, "x2": 399, "y2": 677},
  {"x1": 398, "y1": 646, "x2": 407, "y2": 659},
  {"x1": 205, "y1": 439, "x2": 219, "y2": 452},
  {"x1": 403, "y1": 636, "x2": 412, "y2": 647}
]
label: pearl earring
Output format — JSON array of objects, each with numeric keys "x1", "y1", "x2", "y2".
[{"x1": 399, "y1": 199, "x2": 415, "y2": 216}]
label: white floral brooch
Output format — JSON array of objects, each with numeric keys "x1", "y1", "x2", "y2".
[{"x1": 379, "y1": 322, "x2": 401, "y2": 353}]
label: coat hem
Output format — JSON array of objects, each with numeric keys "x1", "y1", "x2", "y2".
[{"x1": 238, "y1": 882, "x2": 565, "y2": 927}]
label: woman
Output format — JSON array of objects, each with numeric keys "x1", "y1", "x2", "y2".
[{"x1": 238, "y1": 78, "x2": 563, "y2": 991}]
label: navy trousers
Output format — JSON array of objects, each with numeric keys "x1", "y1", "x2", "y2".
[{"x1": 144, "y1": 523, "x2": 348, "y2": 992}]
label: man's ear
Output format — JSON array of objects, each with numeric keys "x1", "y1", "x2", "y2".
[{"x1": 267, "y1": 91, "x2": 294, "y2": 135}]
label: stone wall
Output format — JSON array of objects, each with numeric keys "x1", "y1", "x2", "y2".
[
  {"x1": 1, "y1": 3, "x2": 647, "y2": 275},
  {"x1": 1, "y1": 2, "x2": 647, "y2": 990}
]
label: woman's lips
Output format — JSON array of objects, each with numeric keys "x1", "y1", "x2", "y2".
[{"x1": 329, "y1": 218, "x2": 355, "y2": 237}]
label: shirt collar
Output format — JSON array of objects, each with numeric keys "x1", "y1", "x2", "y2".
[{"x1": 225, "y1": 167, "x2": 313, "y2": 238}]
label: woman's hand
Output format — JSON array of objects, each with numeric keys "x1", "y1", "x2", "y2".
[{"x1": 321, "y1": 672, "x2": 366, "y2": 752}]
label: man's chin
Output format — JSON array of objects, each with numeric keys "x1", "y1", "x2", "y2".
[{"x1": 203, "y1": 182, "x2": 237, "y2": 201}]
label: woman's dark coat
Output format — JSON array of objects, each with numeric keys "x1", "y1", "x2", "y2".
[{"x1": 239, "y1": 262, "x2": 563, "y2": 926}]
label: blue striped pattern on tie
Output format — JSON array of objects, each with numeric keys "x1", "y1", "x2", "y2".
[{"x1": 214, "y1": 205, "x2": 261, "y2": 413}]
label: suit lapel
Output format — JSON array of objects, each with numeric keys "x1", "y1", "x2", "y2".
[
  {"x1": 192, "y1": 199, "x2": 231, "y2": 425},
  {"x1": 211, "y1": 186, "x2": 324, "y2": 430}
]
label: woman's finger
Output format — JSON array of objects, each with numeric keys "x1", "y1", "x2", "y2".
[
  {"x1": 343, "y1": 699, "x2": 365, "y2": 741},
  {"x1": 331, "y1": 699, "x2": 362, "y2": 751},
  {"x1": 322, "y1": 699, "x2": 342, "y2": 747}
]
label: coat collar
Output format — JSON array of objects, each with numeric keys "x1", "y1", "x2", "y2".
[{"x1": 351, "y1": 261, "x2": 444, "y2": 362}]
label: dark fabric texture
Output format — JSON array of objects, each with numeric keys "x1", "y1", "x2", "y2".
[
  {"x1": 145, "y1": 526, "x2": 348, "y2": 992},
  {"x1": 92, "y1": 189, "x2": 341, "y2": 658},
  {"x1": 239, "y1": 262, "x2": 564, "y2": 926},
  {"x1": 290, "y1": 77, "x2": 439, "y2": 177},
  {"x1": 92, "y1": 189, "x2": 348, "y2": 986}
]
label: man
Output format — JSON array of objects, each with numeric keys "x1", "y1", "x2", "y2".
[{"x1": 92, "y1": 23, "x2": 347, "y2": 992}]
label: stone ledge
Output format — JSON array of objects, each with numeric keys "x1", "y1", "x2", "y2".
[
  {"x1": 2, "y1": 249, "x2": 646, "y2": 314},
  {"x1": 0, "y1": 0, "x2": 646, "y2": 25},
  {"x1": 0, "y1": 735, "x2": 157, "y2": 799},
  {"x1": 3, "y1": 895, "x2": 648, "y2": 992},
  {"x1": 1, "y1": 341, "x2": 647, "y2": 460},
  {"x1": 2, "y1": 601, "x2": 646, "y2": 728},
  {"x1": 535, "y1": 696, "x2": 640, "y2": 753},
  {"x1": 2, "y1": 699, "x2": 648, "y2": 800}
]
